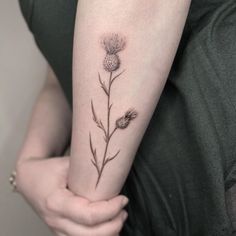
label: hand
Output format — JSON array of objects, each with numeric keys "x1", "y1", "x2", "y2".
[{"x1": 16, "y1": 157, "x2": 129, "y2": 236}]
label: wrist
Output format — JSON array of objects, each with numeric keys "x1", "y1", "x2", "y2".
[
  {"x1": 16, "y1": 155, "x2": 45, "y2": 168},
  {"x1": 15, "y1": 156, "x2": 46, "y2": 194}
]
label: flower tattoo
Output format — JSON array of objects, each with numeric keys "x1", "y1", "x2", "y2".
[{"x1": 90, "y1": 33, "x2": 138, "y2": 188}]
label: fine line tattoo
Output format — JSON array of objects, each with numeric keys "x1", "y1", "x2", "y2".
[{"x1": 89, "y1": 33, "x2": 138, "y2": 188}]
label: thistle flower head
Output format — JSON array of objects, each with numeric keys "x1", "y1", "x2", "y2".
[
  {"x1": 103, "y1": 54, "x2": 120, "y2": 72},
  {"x1": 101, "y1": 33, "x2": 126, "y2": 55},
  {"x1": 116, "y1": 109, "x2": 138, "y2": 129}
]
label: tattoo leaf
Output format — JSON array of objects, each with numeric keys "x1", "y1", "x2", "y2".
[
  {"x1": 91, "y1": 159, "x2": 96, "y2": 166},
  {"x1": 89, "y1": 133, "x2": 96, "y2": 158},
  {"x1": 91, "y1": 100, "x2": 107, "y2": 137},
  {"x1": 111, "y1": 70, "x2": 125, "y2": 85},
  {"x1": 104, "y1": 150, "x2": 120, "y2": 165},
  {"x1": 109, "y1": 104, "x2": 113, "y2": 112},
  {"x1": 98, "y1": 73, "x2": 109, "y2": 96},
  {"x1": 89, "y1": 133, "x2": 100, "y2": 174}
]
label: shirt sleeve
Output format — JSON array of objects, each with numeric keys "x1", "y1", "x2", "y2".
[{"x1": 18, "y1": 0, "x2": 34, "y2": 31}]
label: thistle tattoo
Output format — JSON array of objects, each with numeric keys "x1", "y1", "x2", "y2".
[{"x1": 90, "y1": 33, "x2": 138, "y2": 188}]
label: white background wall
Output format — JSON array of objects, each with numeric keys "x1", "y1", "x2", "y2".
[{"x1": 0, "y1": 0, "x2": 52, "y2": 235}]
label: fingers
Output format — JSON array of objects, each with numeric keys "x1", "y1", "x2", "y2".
[
  {"x1": 48, "y1": 210, "x2": 128, "y2": 236},
  {"x1": 47, "y1": 191, "x2": 129, "y2": 226},
  {"x1": 86, "y1": 195, "x2": 129, "y2": 224}
]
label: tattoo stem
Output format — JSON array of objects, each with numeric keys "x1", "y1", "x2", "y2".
[
  {"x1": 107, "y1": 72, "x2": 112, "y2": 138},
  {"x1": 95, "y1": 72, "x2": 114, "y2": 188}
]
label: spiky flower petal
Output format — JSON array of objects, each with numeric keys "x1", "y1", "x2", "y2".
[
  {"x1": 124, "y1": 109, "x2": 138, "y2": 120},
  {"x1": 101, "y1": 33, "x2": 126, "y2": 55}
]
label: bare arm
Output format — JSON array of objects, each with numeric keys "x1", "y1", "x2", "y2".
[
  {"x1": 16, "y1": 66, "x2": 72, "y2": 164},
  {"x1": 16, "y1": 66, "x2": 128, "y2": 236},
  {"x1": 69, "y1": 0, "x2": 191, "y2": 201}
]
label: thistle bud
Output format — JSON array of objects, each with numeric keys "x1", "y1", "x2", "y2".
[
  {"x1": 103, "y1": 54, "x2": 120, "y2": 72},
  {"x1": 116, "y1": 109, "x2": 138, "y2": 129},
  {"x1": 116, "y1": 117, "x2": 130, "y2": 129}
]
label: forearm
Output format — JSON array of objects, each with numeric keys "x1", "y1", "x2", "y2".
[
  {"x1": 17, "y1": 68, "x2": 72, "y2": 165},
  {"x1": 69, "y1": 0, "x2": 191, "y2": 201}
]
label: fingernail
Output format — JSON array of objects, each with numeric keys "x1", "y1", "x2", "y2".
[{"x1": 122, "y1": 197, "x2": 129, "y2": 206}]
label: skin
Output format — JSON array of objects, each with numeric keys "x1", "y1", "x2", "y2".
[
  {"x1": 16, "y1": 157, "x2": 128, "y2": 236},
  {"x1": 69, "y1": 0, "x2": 192, "y2": 201},
  {"x1": 16, "y1": 0, "x2": 191, "y2": 234},
  {"x1": 16, "y1": 68, "x2": 128, "y2": 236}
]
